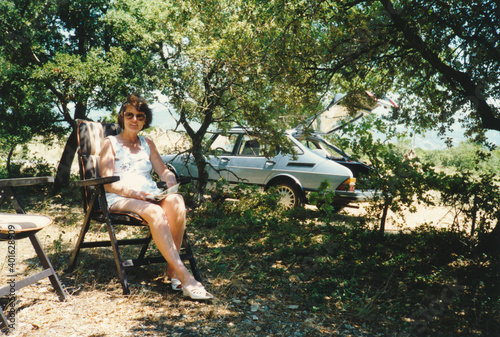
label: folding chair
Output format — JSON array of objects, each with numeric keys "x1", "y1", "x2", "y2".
[
  {"x1": 0, "y1": 177, "x2": 67, "y2": 334},
  {"x1": 67, "y1": 120, "x2": 200, "y2": 295}
]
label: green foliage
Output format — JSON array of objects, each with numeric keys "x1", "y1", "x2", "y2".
[
  {"x1": 416, "y1": 142, "x2": 500, "y2": 235},
  {"x1": 308, "y1": 180, "x2": 342, "y2": 218},
  {"x1": 204, "y1": 180, "x2": 283, "y2": 217},
  {"x1": 437, "y1": 172, "x2": 500, "y2": 235},
  {"x1": 189, "y1": 188, "x2": 499, "y2": 336},
  {"x1": 328, "y1": 114, "x2": 439, "y2": 232},
  {"x1": 6, "y1": 160, "x2": 498, "y2": 336},
  {"x1": 0, "y1": 153, "x2": 56, "y2": 179},
  {"x1": 282, "y1": 0, "x2": 500, "y2": 137},
  {"x1": 0, "y1": 0, "x2": 130, "y2": 117},
  {"x1": 104, "y1": 0, "x2": 326, "y2": 196},
  {"x1": 2, "y1": 0, "x2": 499, "y2": 190},
  {"x1": 0, "y1": 51, "x2": 65, "y2": 175},
  {"x1": 421, "y1": 141, "x2": 500, "y2": 174},
  {"x1": 328, "y1": 113, "x2": 500, "y2": 237},
  {"x1": 0, "y1": 0, "x2": 159, "y2": 183}
]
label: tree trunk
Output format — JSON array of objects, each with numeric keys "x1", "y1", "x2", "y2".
[
  {"x1": 54, "y1": 128, "x2": 78, "y2": 190},
  {"x1": 379, "y1": 199, "x2": 390, "y2": 235},
  {"x1": 54, "y1": 101, "x2": 87, "y2": 190},
  {"x1": 6, "y1": 146, "x2": 14, "y2": 178},
  {"x1": 178, "y1": 98, "x2": 214, "y2": 206},
  {"x1": 191, "y1": 138, "x2": 208, "y2": 206}
]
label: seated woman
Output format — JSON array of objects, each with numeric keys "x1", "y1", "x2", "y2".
[{"x1": 99, "y1": 93, "x2": 212, "y2": 300}]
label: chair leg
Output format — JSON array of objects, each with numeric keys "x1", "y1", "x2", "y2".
[
  {"x1": 182, "y1": 233, "x2": 201, "y2": 282},
  {"x1": 67, "y1": 214, "x2": 91, "y2": 271},
  {"x1": 105, "y1": 220, "x2": 130, "y2": 295},
  {"x1": 137, "y1": 231, "x2": 152, "y2": 260},
  {"x1": 28, "y1": 234, "x2": 67, "y2": 301},
  {"x1": 0, "y1": 308, "x2": 11, "y2": 334},
  {"x1": 137, "y1": 230, "x2": 202, "y2": 281},
  {"x1": 97, "y1": 191, "x2": 131, "y2": 295},
  {"x1": 137, "y1": 230, "x2": 201, "y2": 281},
  {"x1": 68, "y1": 194, "x2": 98, "y2": 271}
]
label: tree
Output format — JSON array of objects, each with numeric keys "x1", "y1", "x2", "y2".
[
  {"x1": 1, "y1": 0, "x2": 324, "y2": 194},
  {"x1": 0, "y1": 0, "x2": 154, "y2": 187},
  {"x1": 259, "y1": 0, "x2": 499, "y2": 235},
  {"x1": 106, "y1": 0, "x2": 324, "y2": 201},
  {"x1": 273, "y1": 0, "x2": 499, "y2": 141},
  {"x1": 0, "y1": 55, "x2": 64, "y2": 176}
]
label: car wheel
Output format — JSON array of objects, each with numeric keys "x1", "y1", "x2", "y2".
[{"x1": 273, "y1": 182, "x2": 303, "y2": 209}]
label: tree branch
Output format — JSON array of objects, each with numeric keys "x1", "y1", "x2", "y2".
[{"x1": 379, "y1": 0, "x2": 500, "y2": 132}]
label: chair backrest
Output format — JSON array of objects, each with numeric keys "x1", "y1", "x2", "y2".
[{"x1": 76, "y1": 119, "x2": 121, "y2": 211}]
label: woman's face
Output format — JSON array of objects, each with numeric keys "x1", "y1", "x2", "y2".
[{"x1": 122, "y1": 106, "x2": 146, "y2": 133}]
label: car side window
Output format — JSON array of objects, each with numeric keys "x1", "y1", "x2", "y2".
[
  {"x1": 239, "y1": 135, "x2": 261, "y2": 156},
  {"x1": 300, "y1": 139, "x2": 327, "y2": 157},
  {"x1": 209, "y1": 134, "x2": 239, "y2": 155},
  {"x1": 292, "y1": 143, "x2": 304, "y2": 155}
]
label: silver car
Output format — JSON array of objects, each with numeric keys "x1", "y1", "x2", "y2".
[
  {"x1": 162, "y1": 92, "x2": 396, "y2": 208},
  {"x1": 162, "y1": 127, "x2": 375, "y2": 209}
]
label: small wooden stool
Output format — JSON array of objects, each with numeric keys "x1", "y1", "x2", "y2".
[{"x1": 0, "y1": 214, "x2": 67, "y2": 334}]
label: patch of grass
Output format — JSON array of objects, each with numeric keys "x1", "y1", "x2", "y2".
[
  {"x1": 190, "y1": 186, "x2": 499, "y2": 336},
  {"x1": 4, "y1": 181, "x2": 498, "y2": 336}
]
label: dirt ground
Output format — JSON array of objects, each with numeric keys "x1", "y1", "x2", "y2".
[
  {"x1": 1, "y1": 134, "x2": 469, "y2": 336},
  {"x1": 0, "y1": 200, "x2": 464, "y2": 337},
  {"x1": 341, "y1": 201, "x2": 463, "y2": 233}
]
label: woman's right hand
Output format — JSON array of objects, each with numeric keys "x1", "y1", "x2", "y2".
[{"x1": 131, "y1": 190, "x2": 149, "y2": 200}]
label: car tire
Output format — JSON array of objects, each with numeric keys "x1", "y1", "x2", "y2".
[{"x1": 273, "y1": 181, "x2": 303, "y2": 209}]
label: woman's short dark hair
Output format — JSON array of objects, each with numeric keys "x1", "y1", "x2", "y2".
[{"x1": 117, "y1": 93, "x2": 153, "y2": 130}]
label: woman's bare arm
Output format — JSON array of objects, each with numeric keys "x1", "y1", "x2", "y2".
[{"x1": 147, "y1": 138, "x2": 178, "y2": 188}]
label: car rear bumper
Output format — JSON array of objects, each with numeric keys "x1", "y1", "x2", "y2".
[{"x1": 334, "y1": 189, "x2": 378, "y2": 203}]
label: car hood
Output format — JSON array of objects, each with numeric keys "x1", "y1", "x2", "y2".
[{"x1": 297, "y1": 91, "x2": 398, "y2": 135}]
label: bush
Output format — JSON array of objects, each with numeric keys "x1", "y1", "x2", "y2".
[
  {"x1": 189, "y1": 188, "x2": 498, "y2": 336},
  {"x1": 437, "y1": 171, "x2": 500, "y2": 236},
  {"x1": 0, "y1": 158, "x2": 55, "y2": 179},
  {"x1": 421, "y1": 141, "x2": 500, "y2": 174}
]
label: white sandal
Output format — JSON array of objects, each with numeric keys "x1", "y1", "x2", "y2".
[
  {"x1": 182, "y1": 284, "x2": 213, "y2": 300},
  {"x1": 170, "y1": 278, "x2": 182, "y2": 291}
]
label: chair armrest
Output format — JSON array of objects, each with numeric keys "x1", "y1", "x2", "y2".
[
  {"x1": 74, "y1": 176, "x2": 120, "y2": 187},
  {"x1": 0, "y1": 176, "x2": 54, "y2": 187}
]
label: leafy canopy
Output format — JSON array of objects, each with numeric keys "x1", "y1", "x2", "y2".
[{"x1": 275, "y1": 0, "x2": 500, "y2": 142}]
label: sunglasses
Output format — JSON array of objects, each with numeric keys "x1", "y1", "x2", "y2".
[{"x1": 124, "y1": 112, "x2": 146, "y2": 121}]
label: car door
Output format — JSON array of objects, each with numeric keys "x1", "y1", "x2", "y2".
[
  {"x1": 207, "y1": 133, "x2": 240, "y2": 182},
  {"x1": 224, "y1": 134, "x2": 277, "y2": 186}
]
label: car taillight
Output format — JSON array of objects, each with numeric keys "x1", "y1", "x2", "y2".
[{"x1": 336, "y1": 178, "x2": 356, "y2": 192}]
